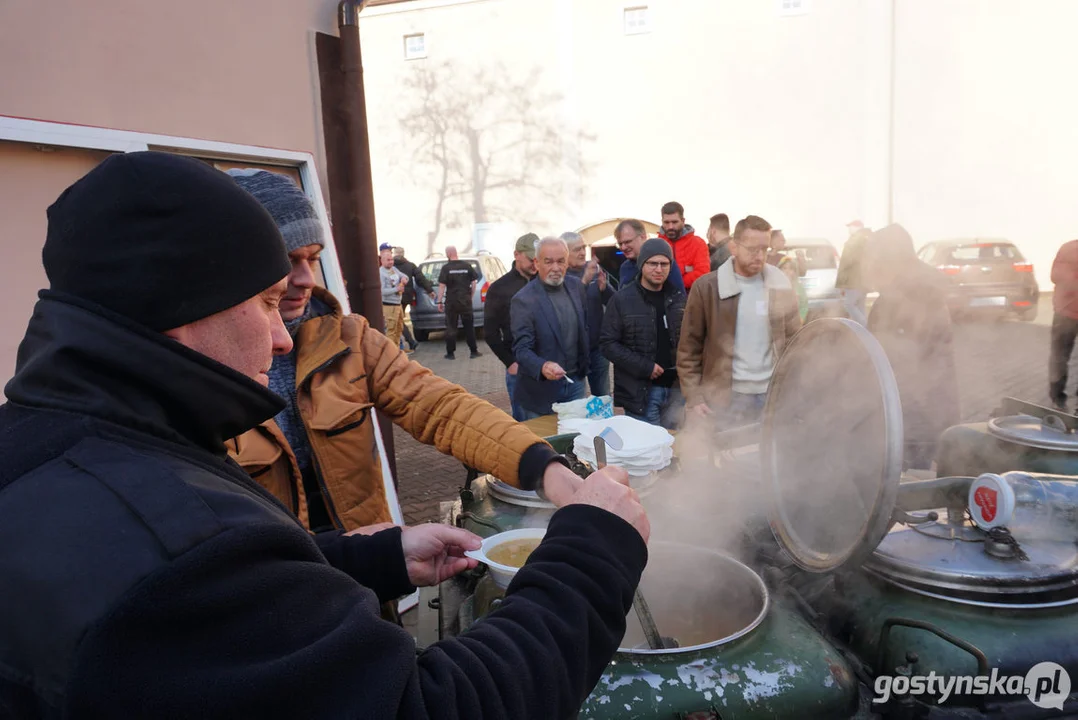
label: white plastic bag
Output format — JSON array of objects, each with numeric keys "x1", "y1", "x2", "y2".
[{"x1": 551, "y1": 394, "x2": 614, "y2": 421}]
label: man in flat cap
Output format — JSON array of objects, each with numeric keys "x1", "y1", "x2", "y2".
[{"x1": 484, "y1": 232, "x2": 539, "y2": 420}]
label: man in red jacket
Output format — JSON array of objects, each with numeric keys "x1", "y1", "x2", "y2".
[
  {"x1": 1050, "y1": 240, "x2": 1078, "y2": 410},
  {"x1": 660, "y1": 201, "x2": 712, "y2": 291}
]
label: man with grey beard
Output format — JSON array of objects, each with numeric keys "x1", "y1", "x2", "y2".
[{"x1": 511, "y1": 236, "x2": 590, "y2": 418}]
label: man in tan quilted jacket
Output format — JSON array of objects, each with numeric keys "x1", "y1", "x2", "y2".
[{"x1": 225, "y1": 169, "x2": 582, "y2": 538}]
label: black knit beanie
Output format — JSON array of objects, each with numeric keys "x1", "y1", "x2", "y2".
[
  {"x1": 43, "y1": 151, "x2": 292, "y2": 332},
  {"x1": 638, "y1": 237, "x2": 674, "y2": 267}
]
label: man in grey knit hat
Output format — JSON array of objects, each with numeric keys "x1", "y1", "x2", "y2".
[
  {"x1": 224, "y1": 169, "x2": 588, "y2": 546},
  {"x1": 226, "y1": 169, "x2": 336, "y2": 528}
]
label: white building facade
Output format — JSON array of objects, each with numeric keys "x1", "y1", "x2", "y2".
[{"x1": 359, "y1": 0, "x2": 1078, "y2": 289}]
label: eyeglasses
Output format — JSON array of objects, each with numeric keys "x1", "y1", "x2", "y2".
[
  {"x1": 643, "y1": 260, "x2": 671, "y2": 270},
  {"x1": 738, "y1": 245, "x2": 768, "y2": 257}
]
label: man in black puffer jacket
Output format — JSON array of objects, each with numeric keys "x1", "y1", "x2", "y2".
[
  {"x1": 393, "y1": 245, "x2": 434, "y2": 350},
  {"x1": 0, "y1": 152, "x2": 649, "y2": 720},
  {"x1": 601, "y1": 238, "x2": 687, "y2": 430}
]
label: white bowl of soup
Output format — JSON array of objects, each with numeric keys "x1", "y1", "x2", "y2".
[{"x1": 465, "y1": 528, "x2": 546, "y2": 589}]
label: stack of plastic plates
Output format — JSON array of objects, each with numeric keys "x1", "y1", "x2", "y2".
[
  {"x1": 556, "y1": 417, "x2": 591, "y2": 436},
  {"x1": 571, "y1": 416, "x2": 675, "y2": 476}
]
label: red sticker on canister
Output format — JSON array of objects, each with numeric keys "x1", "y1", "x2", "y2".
[{"x1": 973, "y1": 486, "x2": 998, "y2": 522}]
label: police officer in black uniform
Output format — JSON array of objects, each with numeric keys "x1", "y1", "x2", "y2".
[{"x1": 437, "y1": 245, "x2": 482, "y2": 359}]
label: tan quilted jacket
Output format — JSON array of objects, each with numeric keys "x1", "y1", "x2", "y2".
[{"x1": 228, "y1": 288, "x2": 550, "y2": 531}]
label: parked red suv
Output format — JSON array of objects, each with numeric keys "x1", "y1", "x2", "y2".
[{"x1": 917, "y1": 239, "x2": 1039, "y2": 321}]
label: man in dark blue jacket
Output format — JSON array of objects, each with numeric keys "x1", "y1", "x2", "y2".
[
  {"x1": 511, "y1": 236, "x2": 591, "y2": 418},
  {"x1": 0, "y1": 152, "x2": 649, "y2": 720},
  {"x1": 615, "y1": 218, "x2": 685, "y2": 294},
  {"x1": 601, "y1": 239, "x2": 687, "y2": 429},
  {"x1": 563, "y1": 231, "x2": 614, "y2": 397}
]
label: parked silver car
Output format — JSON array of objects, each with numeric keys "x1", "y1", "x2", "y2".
[
  {"x1": 410, "y1": 252, "x2": 508, "y2": 340},
  {"x1": 781, "y1": 237, "x2": 841, "y2": 306}
]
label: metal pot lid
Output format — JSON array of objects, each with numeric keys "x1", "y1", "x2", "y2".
[
  {"x1": 488, "y1": 479, "x2": 555, "y2": 509},
  {"x1": 762, "y1": 318, "x2": 905, "y2": 573},
  {"x1": 865, "y1": 526, "x2": 1078, "y2": 608},
  {"x1": 987, "y1": 413, "x2": 1078, "y2": 451}
]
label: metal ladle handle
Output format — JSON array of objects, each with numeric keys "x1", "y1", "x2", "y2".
[{"x1": 593, "y1": 435, "x2": 669, "y2": 651}]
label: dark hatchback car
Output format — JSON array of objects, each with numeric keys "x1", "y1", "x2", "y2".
[{"x1": 917, "y1": 239, "x2": 1039, "y2": 321}]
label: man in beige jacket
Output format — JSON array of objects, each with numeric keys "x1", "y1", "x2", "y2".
[
  {"x1": 677, "y1": 215, "x2": 802, "y2": 430},
  {"x1": 224, "y1": 169, "x2": 586, "y2": 535}
]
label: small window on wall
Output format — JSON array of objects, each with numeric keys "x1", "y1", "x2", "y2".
[
  {"x1": 623, "y1": 6, "x2": 650, "y2": 35},
  {"x1": 404, "y1": 33, "x2": 427, "y2": 60},
  {"x1": 777, "y1": 0, "x2": 810, "y2": 16}
]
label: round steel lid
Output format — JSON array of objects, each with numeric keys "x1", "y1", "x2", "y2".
[
  {"x1": 488, "y1": 479, "x2": 555, "y2": 509},
  {"x1": 865, "y1": 526, "x2": 1078, "y2": 608},
  {"x1": 762, "y1": 318, "x2": 905, "y2": 573},
  {"x1": 987, "y1": 413, "x2": 1078, "y2": 451}
]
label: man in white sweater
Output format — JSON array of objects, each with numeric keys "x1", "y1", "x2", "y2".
[{"x1": 678, "y1": 215, "x2": 802, "y2": 431}]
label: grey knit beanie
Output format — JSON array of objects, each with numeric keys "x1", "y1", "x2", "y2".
[
  {"x1": 226, "y1": 169, "x2": 324, "y2": 253},
  {"x1": 638, "y1": 237, "x2": 673, "y2": 266}
]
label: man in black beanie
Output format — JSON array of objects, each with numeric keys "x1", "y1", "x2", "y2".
[
  {"x1": 0, "y1": 152, "x2": 650, "y2": 719},
  {"x1": 601, "y1": 238, "x2": 686, "y2": 429}
]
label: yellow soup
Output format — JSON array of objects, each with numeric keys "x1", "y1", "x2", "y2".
[{"x1": 487, "y1": 538, "x2": 542, "y2": 569}]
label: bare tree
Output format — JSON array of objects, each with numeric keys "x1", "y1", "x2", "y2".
[{"x1": 397, "y1": 61, "x2": 593, "y2": 255}]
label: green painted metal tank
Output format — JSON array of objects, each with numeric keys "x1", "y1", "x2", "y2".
[
  {"x1": 456, "y1": 434, "x2": 581, "y2": 538},
  {"x1": 453, "y1": 508, "x2": 860, "y2": 719},
  {"x1": 759, "y1": 319, "x2": 1078, "y2": 716},
  {"x1": 936, "y1": 398, "x2": 1078, "y2": 478},
  {"x1": 436, "y1": 318, "x2": 1078, "y2": 717},
  {"x1": 450, "y1": 436, "x2": 860, "y2": 718}
]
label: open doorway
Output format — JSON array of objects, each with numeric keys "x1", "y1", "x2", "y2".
[{"x1": 574, "y1": 218, "x2": 662, "y2": 287}]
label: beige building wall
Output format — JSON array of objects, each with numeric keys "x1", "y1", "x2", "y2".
[
  {"x1": 0, "y1": 0, "x2": 344, "y2": 395},
  {"x1": 360, "y1": 0, "x2": 885, "y2": 265},
  {"x1": 359, "y1": 0, "x2": 572, "y2": 262},
  {"x1": 0, "y1": 0, "x2": 339, "y2": 154},
  {"x1": 0, "y1": 143, "x2": 113, "y2": 394},
  {"x1": 361, "y1": 0, "x2": 1077, "y2": 290}
]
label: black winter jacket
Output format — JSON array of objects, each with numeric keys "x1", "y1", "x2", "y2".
[
  {"x1": 0, "y1": 292, "x2": 647, "y2": 719},
  {"x1": 599, "y1": 281, "x2": 686, "y2": 416},
  {"x1": 395, "y1": 256, "x2": 433, "y2": 308},
  {"x1": 867, "y1": 266, "x2": 961, "y2": 469},
  {"x1": 484, "y1": 266, "x2": 532, "y2": 368},
  {"x1": 567, "y1": 266, "x2": 615, "y2": 349}
]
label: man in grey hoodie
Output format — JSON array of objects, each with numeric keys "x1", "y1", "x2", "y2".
[{"x1": 379, "y1": 243, "x2": 408, "y2": 351}]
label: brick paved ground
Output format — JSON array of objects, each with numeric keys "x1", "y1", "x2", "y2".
[
  {"x1": 394, "y1": 330, "x2": 513, "y2": 525},
  {"x1": 395, "y1": 296, "x2": 1075, "y2": 526}
]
